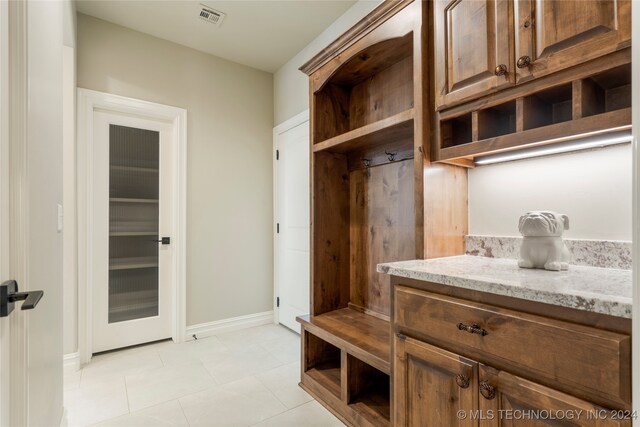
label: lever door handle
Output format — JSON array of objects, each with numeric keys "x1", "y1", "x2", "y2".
[
  {"x1": 0, "y1": 280, "x2": 45, "y2": 317},
  {"x1": 153, "y1": 237, "x2": 170, "y2": 245},
  {"x1": 9, "y1": 290, "x2": 44, "y2": 310}
]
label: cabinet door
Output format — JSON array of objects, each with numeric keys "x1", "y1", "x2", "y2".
[
  {"x1": 478, "y1": 365, "x2": 631, "y2": 427},
  {"x1": 394, "y1": 335, "x2": 478, "y2": 427},
  {"x1": 515, "y1": 0, "x2": 631, "y2": 83},
  {"x1": 434, "y1": 0, "x2": 515, "y2": 109}
]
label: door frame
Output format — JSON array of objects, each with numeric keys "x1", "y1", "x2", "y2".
[
  {"x1": 272, "y1": 109, "x2": 309, "y2": 327},
  {"x1": 77, "y1": 88, "x2": 187, "y2": 364},
  {"x1": 3, "y1": 0, "x2": 29, "y2": 424}
]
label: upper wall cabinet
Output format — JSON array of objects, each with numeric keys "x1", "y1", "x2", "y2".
[
  {"x1": 434, "y1": 0, "x2": 631, "y2": 110},
  {"x1": 515, "y1": 0, "x2": 631, "y2": 83},
  {"x1": 434, "y1": 0, "x2": 515, "y2": 108}
]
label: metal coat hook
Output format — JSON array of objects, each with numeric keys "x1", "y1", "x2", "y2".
[{"x1": 385, "y1": 150, "x2": 396, "y2": 161}]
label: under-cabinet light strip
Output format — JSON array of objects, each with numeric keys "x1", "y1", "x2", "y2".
[{"x1": 474, "y1": 128, "x2": 633, "y2": 165}]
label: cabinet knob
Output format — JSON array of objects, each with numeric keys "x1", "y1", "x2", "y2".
[
  {"x1": 479, "y1": 381, "x2": 496, "y2": 400},
  {"x1": 455, "y1": 374, "x2": 470, "y2": 389},
  {"x1": 494, "y1": 64, "x2": 508, "y2": 76},
  {"x1": 517, "y1": 56, "x2": 532, "y2": 68}
]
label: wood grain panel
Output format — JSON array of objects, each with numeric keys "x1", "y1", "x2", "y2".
[
  {"x1": 313, "y1": 84, "x2": 350, "y2": 143},
  {"x1": 434, "y1": 0, "x2": 514, "y2": 108},
  {"x1": 395, "y1": 335, "x2": 478, "y2": 427},
  {"x1": 479, "y1": 365, "x2": 631, "y2": 427},
  {"x1": 350, "y1": 159, "x2": 415, "y2": 317},
  {"x1": 423, "y1": 163, "x2": 468, "y2": 259},
  {"x1": 349, "y1": 55, "x2": 414, "y2": 131},
  {"x1": 312, "y1": 151, "x2": 350, "y2": 316},
  {"x1": 515, "y1": 0, "x2": 631, "y2": 83}
]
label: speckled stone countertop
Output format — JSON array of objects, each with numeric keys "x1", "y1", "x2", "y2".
[{"x1": 377, "y1": 255, "x2": 632, "y2": 318}]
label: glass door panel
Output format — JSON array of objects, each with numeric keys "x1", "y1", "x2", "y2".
[{"x1": 108, "y1": 124, "x2": 160, "y2": 324}]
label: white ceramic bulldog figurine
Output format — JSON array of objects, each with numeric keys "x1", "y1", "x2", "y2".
[{"x1": 518, "y1": 211, "x2": 570, "y2": 271}]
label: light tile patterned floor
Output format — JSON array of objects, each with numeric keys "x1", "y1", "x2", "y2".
[{"x1": 63, "y1": 324, "x2": 344, "y2": 427}]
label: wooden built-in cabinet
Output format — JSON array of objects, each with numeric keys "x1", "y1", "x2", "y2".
[
  {"x1": 395, "y1": 336, "x2": 630, "y2": 427},
  {"x1": 434, "y1": 0, "x2": 515, "y2": 108},
  {"x1": 298, "y1": 0, "x2": 468, "y2": 425},
  {"x1": 433, "y1": 0, "x2": 631, "y2": 164},
  {"x1": 435, "y1": 0, "x2": 631, "y2": 109},
  {"x1": 298, "y1": 0, "x2": 631, "y2": 425},
  {"x1": 392, "y1": 280, "x2": 632, "y2": 427}
]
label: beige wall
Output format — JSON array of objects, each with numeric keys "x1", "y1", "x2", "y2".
[
  {"x1": 469, "y1": 145, "x2": 632, "y2": 241},
  {"x1": 76, "y1": 14, "x2": 274, "y2": 329},
  {"x1": 273, "y1": 0, "x2": 382, "y2": 125}
]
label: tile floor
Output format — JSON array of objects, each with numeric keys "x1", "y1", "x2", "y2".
[{"x1": 63, "y1": 324, "x2": 344, "y2": 427}]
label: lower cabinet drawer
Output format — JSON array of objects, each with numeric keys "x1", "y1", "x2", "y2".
[{"x1": 394, "y1": 286, "x2": 631, "y2": 407}]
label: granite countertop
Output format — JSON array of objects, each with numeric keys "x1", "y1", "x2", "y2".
[{"x1": 377, "y1": 255, "x2": 632, "y2": 318}]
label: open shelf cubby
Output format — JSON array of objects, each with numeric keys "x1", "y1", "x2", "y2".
[
  {"x1": 436, "y1": 62, "x2": 632, "y2": 163},
  {"x1": 313, "y1": 33, "x2": 414, "y2": 147},
  {"x1": 576, "y1": 64, "x2": 631, "y2": 118},
  {"x1": 346, "y1": 355, "x2": 391, "y2": 425},
  {"x1": 522, "y1": 83, "x2": 573, "y2": 130},
  {"x1": 440, "y1": 113, "x2": 472, "y2": 148},
  {"x1": 303, "y1": 332, "x2": 342, "y2": 399}
]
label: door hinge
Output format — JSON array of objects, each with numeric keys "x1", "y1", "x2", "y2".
[
  {"x1": 276, "y1": 223, "x2": 279, "y2": 233},
  {"x1": 276, "y1": 297, "x2": 280, "y2": 307},
  {"x1": 396, "y1": 333, "x2": 407, "y2": 340},
  {"x1": 276, "y1": 150, "x2": 279, "y2": 160}
]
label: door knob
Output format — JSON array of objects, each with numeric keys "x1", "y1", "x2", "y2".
[{"x1": 0, "y1": 280, "x2": 44, "y2": 317}]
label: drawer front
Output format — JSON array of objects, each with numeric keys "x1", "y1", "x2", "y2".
[{"x1": 394, "y1": 286, "x2": 631, "y2": 407}]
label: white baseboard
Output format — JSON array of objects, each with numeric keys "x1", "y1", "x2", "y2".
[
  {"x1": 185, "y1": 310, "x2": 274, "y2": 341},
  {"x1": 63, "y1": 352, "x2": 80, "y2": 374}
]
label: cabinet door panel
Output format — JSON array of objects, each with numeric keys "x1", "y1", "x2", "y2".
[
  {"x1": 479, "y1": 365, "x2": 631, "y2": 427},
  {"x1": 394, "y1": 335, "x2": 478, "y2": 427},
  {"x1": 515, "y1": 0, "x2": 631, "y2": 83},
  {"x1": 434, "y1": 0, "x2": 514, "y2": 109}
]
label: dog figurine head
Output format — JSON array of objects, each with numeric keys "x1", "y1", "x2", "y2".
[{"x1": 518, "y1": 211, "x2": 569, "y2": 237}]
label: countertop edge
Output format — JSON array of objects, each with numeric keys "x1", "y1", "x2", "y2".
[{"x1": 377, "y1": 260, "x2": 632, "y2": 319}]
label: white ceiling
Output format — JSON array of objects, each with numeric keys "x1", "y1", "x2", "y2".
[{"x1": 76, "y1": 0, "x2": 357, "y2": 73}]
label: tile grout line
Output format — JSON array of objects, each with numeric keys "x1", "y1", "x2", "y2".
[{"x1": 176, "y1": 398, "x2": 191, "y2": 426}]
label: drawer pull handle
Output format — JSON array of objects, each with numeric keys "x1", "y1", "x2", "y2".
[
  {"x1": 457, "y1": 322, "x2": 488, "y2": 336},
  {"x1": 455, "y1": 374, "x2": 470, "y2": 389},
  {"x1": 479, "y1": 381, "x2": 496, "y2": 400}
]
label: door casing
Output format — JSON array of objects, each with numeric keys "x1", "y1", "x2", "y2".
[
  {"x1": 77, "y1": 88, "x2": 187, "y2": 364},
  {"x1": 273, "y1": 109, "x2": 309, "y2": 332}
]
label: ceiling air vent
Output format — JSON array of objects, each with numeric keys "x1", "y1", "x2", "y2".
[{"x1": 198, "y1": 4, "x2": 226, "y2": 26}]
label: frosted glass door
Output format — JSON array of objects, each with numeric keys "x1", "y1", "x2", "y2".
[
  {"x1": 92, "y1": 110, "x2": 173, "y2": 354},
  {"x1": 109, "y1": 125, "x2": 160, "y2": 323}
]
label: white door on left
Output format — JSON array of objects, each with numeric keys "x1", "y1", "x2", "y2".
[
  {"x1": 91, "y1": 111, "x2": 174, "y2": 353},
  {"x1": 1, "y1": 0, "x2": 66, "y2": 425}
]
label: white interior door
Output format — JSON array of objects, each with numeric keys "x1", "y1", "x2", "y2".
[
  {"x1": 92, "y1": 111, "x2": 173, "y2": 353},
  {"x1": 276, "y1": 117, "x2": 310, "y2": 333},
  {"x1": 1, "y1": 1, "x2": 66, "y2": 425}
]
